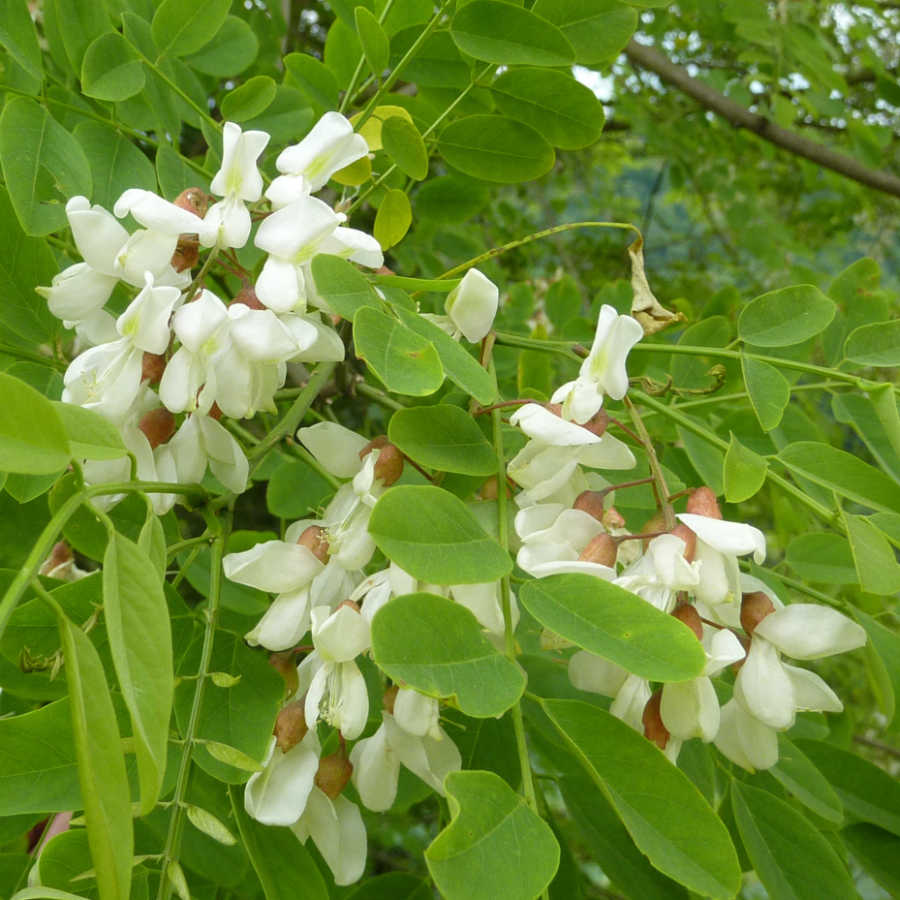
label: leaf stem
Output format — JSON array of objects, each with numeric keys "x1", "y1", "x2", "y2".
[{"x1": 624, "y1": 396, "x2": 675, "y2": 530}]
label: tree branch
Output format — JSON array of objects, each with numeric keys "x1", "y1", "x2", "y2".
[{"x1": 624, "y1": 39, "x2": 900, "y2": 199}]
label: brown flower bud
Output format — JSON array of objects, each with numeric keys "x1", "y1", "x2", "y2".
[
  {"x1": 672, "y1": 604, "x2": 703, "y2": 641},
  {"x1": 382, "y1": 684, "x2": 399, "y2": 714},
  {"x1": 232, "y1": 285, "x2": 266, "y2": 310},
  {"x1": 577, "y1": 534, "x2": 617, "y2": 567},
  {"x1": 174, "y1": 188, "x2": 209, "y2": 218},
  {"x1": 269, "y1": 652, "x2": 299, "y2": 696},
  {"x1": 670, "y1": 523, "x2": 697, "y2": 562},
  {"x1": 573, "y1": 490, "x2": 606, "y2": 521},
  {"x1": 359, "y1": 435, "x2": 390, "y2": 459},
  {"x1": 602, "y1": 506, "x2": 626, "y2": 531},
  {"x1": 296, "y1": 525, "x2": 330, "y2": 563},
  {"x1": 740, "y1": 591, "x2": 775, "y2": 636},
  {"x1": 686, "y1": 486, "x2": 722, "y2": 519},
  {"x1": 138, "y1": 408, "x2": 176, "y2": 448},
  {"x1": 641, "y1": 512, "x2": 666, "y2": 550},
  {"x1": 642, "y1": 690, "x2": 669, "y2": 750},
  {"x1": 273, "y1": 700, "x2": 308, "y2": 752},
  {"x1": 141, "y1": 352, "x2": 167, "y2": 385},
  {"x1": 374, "y1": 444, "x2": 404, "y2": 486},
  {"x1": 171, "y1": 237, "x2": 199, "y2": 273},
  {"x1": 314, "y1": 753, "x2": 353, "y2": 799}
]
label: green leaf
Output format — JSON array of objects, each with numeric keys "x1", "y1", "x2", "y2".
[
  {"x1": 731, "y1": 781, "x2": 854, "y2": 900},
  {"x1": 266, "y1": 457, "x2": 333, "y2": 518},
  {"x1": 49, "y1": 0, "x2": 110, "y2": 71},
  {"x1": 388, "y1": 405, "x2": 496, "y2": 476},
  {"x1": 10, "y1": 889, "x2": 94, "y2": 900},
  {"x1": 72, "y1": 122, "x2": 157, "y2": 210},
  {"x1": 204, "y1": 741, "x2": 263, "y2": 772},
  {"x1": 373, "y1": 188, "x2": 413, "y2": 250},
  {"x1": 156, "y1": 144, "x2": 208, "y2": 199},
  {"x1": 738, "y1": 285, "x2": 836, "y2": 347},
  {"x1": 372, "y1": 593, "x2": 525, "y2": 717},
  {"x1": 0, "y1": 699, "x2": 81, "y2": 815},
  {"x1": 52, "y1": 402, "x2": 126, "y2": 461},
  {"x1": 855, "y1": 609, "x2": 900, "y2": 727},
  {"x1": 742, "y1": 356, "x2": 790, "y2": 432},
  {"x1": 103, "y1": 533, "x2": 173, "y2": 815},
  {"x1": 451, "y1": 1, "x2": 574, "y2": 66},
  {"x1": 369, "y1": 485, "x2": 512, "y2": 583},
  {"x1": 491, "y1": 67, "x2": 605, "y2": 150},
  {"x1": 81, "y1": 31, "x2": 145, "y2": 101},
  {"x1": 283, "y1": 53, "x2": 340, "y2": 114},
  {"x1": 797, "y1": 741, "x2": 900, "y2": 837},
  {"x1": 785, "y1": 533, "x2": 857, "y2": 584},
  {"x1": 531, "y1": 0, "x2": 637, "y2": 66},
  {"x1": 344, "y1": 873, "x2": 431, "y2": 899},
  {"x1": 843, "y1": 319, "x2": 900, "y2": 367},
  {"x1": 228, "y1": 786, "x2": 329, "y2": 900},
  {"x1": 185, "y1": 15, "x2": 259, "y2": 76},
  {"x1": 138, "y1": 511, "x2": 167, "y2": 581},
  {"x1": 241, "y1": 86, "x2": 314, "y2": 146},
  {"x1": 769, "y1": 736, "x2": 843, "y2": 824},
  {"x1": 723, "y1": 432, "x2": 768, "y2": 503},
  {"x1": 779, "y1": 441, "x2": 900, "y2": 514},
  {"x1": 353, "y1": 306, "x2": 443, "y2": 396},
  {"x1": 58, "y1": 614, "x2": 133, "y2": 900},
  {"x1": 310, "y1": 254, "x2": 384, "y2": 320},
  {"x1": 355, "y1": 6, "x2": 389, "y2": 75},
  {"x1": 382, "y1": 115, "x2": 429, "y2": 180},
  {"x1": 438, "y1": 115, "x2": 555, "y2": 183},
  {"x1": 519, "y1": 574, "x2": 706, "y2": 681},
  {"x1": 152, "y1": 0, "x2": 232, "y2": 57},
  {"x1": 677, "y1": 426, "x2": 724, "y2": 495},
  {"x1": 185, "y1": 804, "x2": 237, "y2": 845},
  {"x1": 832, "y1": 389, "x2": 900, "y2": 482},
  {"x1": 0, "y1": 0, "x2": 43, "y2": 80},
  {"x1": 842, "y1": 512, "x2": 900, "y2": 596},
  {"x1": 842, "y1": 824, "x2": 900, "y2": 898},
  {"x1": 414, "y1": 175, "x2": 490, "y2": 222},
  {"x1": 542, "y1": 699, "x2": 741, "y2": 899},
  {"x1": 0, "y1": 98, "x2": 92, "y2": 236},
  {"x1": 0, "y1": 372, "x2": 70, "y2": 474},
  {"x1": 220, "y1": 75, "x2": 277, "y2": 122},
  {"x1": 394, "y1": 305, "x2": 498, "y2": 405},
  {"x1": 426, "y1": 770, "x2": 559, "y2": 900}
]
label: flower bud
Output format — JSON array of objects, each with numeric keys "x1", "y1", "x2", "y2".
[
  {"x1": 296, "y1": 525, "x2": 330, "y2": 563},
  {"x1": 669, "y1": 523, "x2": 697, "y2": 562},
  {"x1": 232, "y1": 285, "x2": 266, "y2": 310},
  {"x1": 686, "y1": 486, "x2": 722, "y2": 519},
  {"x1": 740, "y1": 591, "x2": 775, "y2": 636},
  {"x1": 141, "y1": 352, "x2": 167, "y2": 384},
  {"x1": 138, "y1": 408, "x2": 176, "y2": 448},
  {"x1": 174, "y1": 188, "x2": 209, "y2": 218},
  {"x1": 382, "y1": 684, "x2": 399, "y2": 714},
  {"x1": 672, "y1": 603, "x2": 703, "y2": 641},
  {"x1": 577, "y1": 534, "x2": 617, "y2": 567},
  {"x1": 642, "y1": 690, "x2": 670, "y2": 750},
  {"x1": 273, "y1": 700, "x2": 308, "y2": 752},
  {"x1": 269, "y1": 652, "x2": 299, "y2": 696},
  {"x1": 573, "y1": 490, "x2": 606, "y2": 521},
  {"x1": 602, "y1": 506, "x2": 626, "y2": 531},
  {"x1": 314, "y1": 753, "x2": 353, "y2": 798}
]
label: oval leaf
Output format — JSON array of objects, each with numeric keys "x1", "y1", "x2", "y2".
[
  {"x1": 519, "y1": 574, "x2": 706, "y2": 682},
  {"x1": 769, "y1": 736, "x2": 843, "y2": 824},
  {"x1": 438, "y1": 115, "x2": 555, "y2": 183},
  {"x1": 81, "y1": 31, "x2": 145, "y2": 101},
  {"x1": 426, "y1": 771, "x2": 559, "y2": 900},
  {"x1": 53, "y1": 402, "x2": 127, "y2": 461},
  {"x1": 738, "y1": 285, "x2": 835, "y2": 347},
  {"x1": 369, "y1": 485, "x2": 512, "y2": 584},
  {"x1": 381, "y1": 115, "x2": 429, "y2": 180},
  {"x1": 310, "y1": 254, "x2": 383, "y2": 320},
  {"x1": 723, "y1": 432, "x2": 768, "y2": 503},
  {"x1": 388, "y1": 405, "x2": 496, "y2": 476},
  {"x1": 0, "y1": 372, "x2": 70, "y2": 474},
  {"x1": 152, "y1": 0, "x2": 232, "y2": 57},
  {"x1": 532, "y1": 0, "x2": 637, "y2": 66},
  {"x1": 542, "y1": 699, "x2": 741, "y2": 899},
  {"x1": 372, "y1": 592, "x2": 525, "y2": 717},
  {"x1": 355, "y1": 6, "x2": 389, "y2": 75},
  {"x1": 785, "y1": 533, "x2": 857, "y2": 585},
  {"x1": 373, "y1": 188, "x2": 412, "y2": 250},
  {"x1": 742, "y1": 356, "x2": 790, "y2": 432},
  {"x1": 844, "y1": 319, "x2": 900, "y2": 367},
  {"x1": 220, "y1": 75, "x2": 277, "y2": 122}
]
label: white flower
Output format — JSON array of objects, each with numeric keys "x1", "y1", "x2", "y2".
[
  {"x1": 615, "y1": 533, "x2": 700, "y2": 613},
  {"x1": 444, "y1": 269, "x2": 499, "y2": 343},
  {"x1": 714, "y1": 698, "x2": 779, "y2": 771},
  {"x1": 168, "y1": 413, "x2": 249, "y2": 494},
  {"x1": 115, "y1": 188, "x2": 215, "y2": 244},
  {"x1": 244, "y1": 732, "x2": 321, "y2": 826},
  {"x1": 116, "y1": 272, "x2": 183, "y2": 354},
  {"x1": 62, "y1": 338, "x2": 144, "y2": 421},
  {"x1": 551, "y1": 305, "x2": 643, "y2": 424}
]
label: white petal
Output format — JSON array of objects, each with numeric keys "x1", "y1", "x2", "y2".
[
  {"x1": 197, "y1": 414, "x2": 249, "y2": 493},
  {"x1": 223, "y1": 540, "x2": 323, "y2": 593},
  {"x1": 384, "y1": 713, "x2": 462, "y2": 794},
  {"x1": 677, "y1": 513, "x2": 766, "y2": 564},
  {"x1": 298, "y1": 421, "x2": 369, "y2": 477},
  {"x1": 254, "y1": 195, "x2": 342, "y2": 260},
  {"x1": 394, "y1": 688, "x2": 440, "y2": 738},
  {"x1": 332, "y1": 660, "x2": 369, "y2": 739},
  {"x1": 568, "y1": 651, "x2": 627, "y2": 697},
  {"x1": 754, "y1": 605, "x2": 867, "y2": 660},
  {"x1": 510, "y1": 404, "x2": 602, "y2": 446},
  {"x1": 294, "y1": 789, "x2": 367, "y2": 886},
  {"x1": 610, "y1": 674, "x2": 651, "y2": 732},
  {"x1": 733, "y1": 638, "x2": 795, "y2": 730},
  {"x1": 115, "y1": 188, "x2": 212, "y2": 240},
  {"x1": 350, "y1": 723, "x2": 399, "y2": 811},
  {"x1": 244, "y1": 735, "x2": 320, "y2": 826},
  {"x1": 171, "y1": 290, "x2": 229, "y2": 351},
  {"x1": 444, "y1": 269, "x2": 498, "y2": 343},
  {"x1": 703, "y1": 627, "x2": 746, "y2": 676},
  {"x1": 227, "y1": 305, "x2": 298, "y2": 361},
  {"x1": 312, "y1": 604, "x2": 371, "y2": 662},
  {"x1": 318, "y1": 226, "x2": 384, "y2": 269},
  {"x1": 661, "y1": 677, "x2": 720, "y2": 742},
  {"x1": 783, "y1": 664, "x2": 843, "y2": 713},
  {"x1": 38, "y1": 263, "x2": 116, "y2": 322},
  {"x1": 715, "y1": 699, "x2": 778, "y2": 771},
  {"x1": 66, "y1": 196, "x2": 128, "y2": 275},
  {"x1": 245, "y1": 587, "x2": 312, "y2": 651},
  {"x1": 114, "y1": 229, "x2": 178, "y2": 286},
  {"x1": 578, "y1": 433, "x2": 637, "y2": 470}
]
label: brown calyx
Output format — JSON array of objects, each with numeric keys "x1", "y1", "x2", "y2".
[
  {"x1": 174, "y1": 188, "x2": 210, "y2": 218},
  {"x1": 232, "y1": 285, "x2": 266, "y2": 310},
  {"x1": 577, "y1": 533, "x2": 617, "y2": 567},
  {"x1": 382, "y1": 684, "x2": 399, "y2": 715},
  {"x1": 582, "y1": 408, "x2": 610, "y2": 437},
  {"x1": 273, "y1": 700, "x2": 308, "y2": 752},
  {"x1": 269, "y1": 652, "x2": 299, "y2": 696},
  {"x1": 209, "y1": 403, "x2": 224, "y2": 421},
  {"x1": 642, "y1": 690, "x2": 670, "y2": 750},
  {"x1": 296, "y1": 525, "x2": 330, "y2": 563},
  {"x1": 360, "y1": 437, "x2": 404, "y2": 486},
  {"x1": 141, "y1": 352, "x2": 167, "y2": 385},
  {"x1": 740, "y1": 591, "x2": 775, "y2": 636},
  {"x1": 669, "y1": 522, "x2": 697, "y2": 562},
  {"x1": 171, "y1": 237, "x2": 199, "y2": 273},
  {"x1": 138, "y1": 408, "x2": 176, "y2": 448},
  {"x1": 39, "y1": 540, "x2": 73, "y2": 576},
  {"x1": 603, "y1": 506, "x2": 626, "y2": 530},
  {"x1": 686, "y1": 486, "x2": 722, "y2": 519},
  {"x1": 314, "y1": 753, "x2": 353, "y2": 799},
  {"x1": 573, "y1": 490, "x2": 606, "y2": 521},
  {"x1": 641, "y1": 511, "x2": 666, "y2": 550},
  {"x1": 672, "y1": 603, "x2": 703, "y2": 641}
]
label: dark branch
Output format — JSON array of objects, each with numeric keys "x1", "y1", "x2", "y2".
[{"x1": 624, "y1": 39, "x2": 900, "y2": 199}]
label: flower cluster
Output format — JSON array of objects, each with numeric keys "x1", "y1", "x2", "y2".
[{"x1": 507, "y1": 308, "x2": 866, "y2": 769}]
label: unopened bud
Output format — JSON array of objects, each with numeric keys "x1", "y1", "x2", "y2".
[
  {"x1": 670, "y1": 523, "x2": 697, "y2": 562},
  {"x1": 141, "y1": 352, "x2": 167, "y2": 384},
  {"x1": 573, "y1": 490, "x2": 606, "y2": 521},
  {"x1": 269, "y1": 652, "x2": 299, "y2": 696},
  {"x1": 686, "y1": 486, "x2": 722, "y2": 519},
  {"x1": 740, "y1": 591, "x2": 775, "y2": 636},
  {"x1": 602, "y1": 505, "x2": 626, "y2": 530},
  {"x1": 383, "y1": 684, "x2": 399, "y2": 714},
  {"x1": 273, "y1": 700, "x2": 308, "y2": 752},
  {"x1": 174, "y1": 188, "x2": 209, "y2": 218},
  {"x1": 314, "y1": 753, "x2": 353, "y2": 798},
  {"x1": 672, "y1": 604, "x2": 703, "y2": 641},
  {"x1": 374, "y1": 444, "x2": 404, "y2": 486},
  {"x1": 642, "y1": 691, "x2": 669, "y2": 750},
  {"x1": 296, "y1": 525, "x2": 330, "y2": 563},
  {"x1": 359, "y1": 435, "x2": 389, "y2": 459},
  {"x1": 232, "y1": 285, "x2": 265, "y2": 310},
  {"x1": 577, "y1": 534, "x2": 617, "y2": 567},
  {"x1": 138, "y1": 408, "x2": 176, "y2": 448}
]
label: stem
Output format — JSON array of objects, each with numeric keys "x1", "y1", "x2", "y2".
[
  {"x1": 340, "y1": 0, "x2": 397, "y2": 112},
  {"x1": 355, "y1": 380, "x2": 407, "y2": 411},
  {"x1": 495, "y1": 331, "x2": 582, "y2": 363},
  {"x1": 157, "y1": 512, "x2": 231, "y2": 900},
  {"x1": 624, "y1": 397, "x2": 675, "y2": 530},
  {"x1": 0, "y1": 342, "x2": 67, "y2": 371}
]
